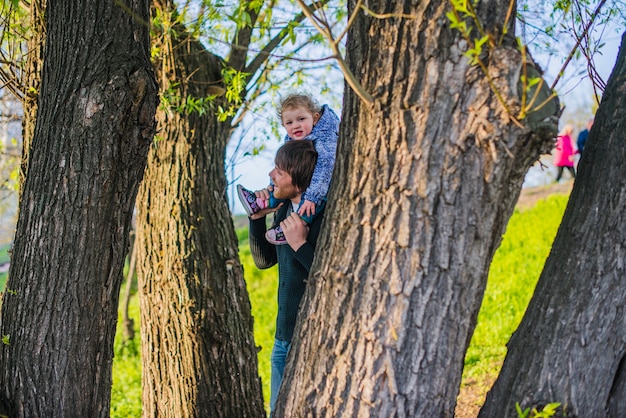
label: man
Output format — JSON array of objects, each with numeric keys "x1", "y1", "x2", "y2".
[{"x1": 247, "y1": 140, "x2": 323, "y2": 414}]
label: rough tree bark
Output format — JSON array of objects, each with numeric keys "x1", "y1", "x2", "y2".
[
  {"x1": 479, "y1": 32, "x2": 626, "y2": 418},
  {"x1": 0, "y1": 1, "x2": 157, "y2": 417},
  {"x1": 19, "y1": 0, "x2": 46, "y2": 187},
  {"x1": 134, "y1": 2, "x2": 264, "y2": 416},
  {"x1": 276, "y1": 1, "x2": 559, "y2": 416}
]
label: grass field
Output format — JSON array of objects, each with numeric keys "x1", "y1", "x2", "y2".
[
  {"x1": 0, "y1": 243, "x2": 9, "y2": 266},
  {"x1": 0, "y1": 194, "x2": 568, "y2": 416}
]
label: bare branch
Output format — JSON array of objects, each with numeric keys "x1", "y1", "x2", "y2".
[
  {"x1": 244, "y1": 0, "x2": 331, "y2": 77},
  {"x1": 360, "y1": 5, "x2": 417, "y2": 20},
  {"x1": 550, "y1": 0, "x2": 608, "y2": 90},
  {"x1": 295, "y1": 0, "x2": 374, "y2": 104}
]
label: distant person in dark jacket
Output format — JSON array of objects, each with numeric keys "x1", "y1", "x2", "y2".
[
  {"x1": 577, "y1": 118, "x2": 594, "y2": 159},
  {"x1": 246, "y1": 140, "x2": 323, "y2": 414}
]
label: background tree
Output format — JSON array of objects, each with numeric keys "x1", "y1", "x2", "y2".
[
  {"x1": 276, "y1": 0, "x2": 560, "y2": 416},
  {"x1": 135, "y1": 0, "x2": 336, "y2": 415},
  {"x1": 136, "y1": 2, "x2": 265, "y2": 415},
  {"x1": 479, "y1": 31, "x2": 626, "y2": 418},
  {"x1": 0, "y1": 0, "x2": 158, "y2": 416}
]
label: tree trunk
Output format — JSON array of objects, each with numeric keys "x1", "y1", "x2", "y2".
[
  {"x1": 0, "y1": 1, "x2": 157, "y2": 416},
  {"x1": 135, "y1": 7, "x2": 264, "y2": 417},
  {"x1": 20, "y1": 0, "x2": 46, "y2": 187},
  {"x1": 276, "y1": 1, "x2": 559, "y2": 416},
  {"x1": 479, "y1": 32, "x2": 626, "y2": 418}
]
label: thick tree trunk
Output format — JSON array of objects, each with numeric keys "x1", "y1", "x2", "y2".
[
  {"x1": 0, "y1": 1, "x2": 157, "y2": 417},
  {"x1": 135, "y1": 8, "x2": 264, "y2": 417},
  {"x1": 479, "y1": 32, "x2": 626, "y2": 418},
  {"x1": 276, "y1": 1, "x2": 559, "y2": 416}
]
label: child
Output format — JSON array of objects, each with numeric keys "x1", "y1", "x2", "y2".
[{"x1": 237, "y1": 93, "x2": 339, "y2": 244}]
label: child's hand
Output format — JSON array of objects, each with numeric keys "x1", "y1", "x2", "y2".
[
  {"x1": 298, "y1": 200, "x2": 316, "y2": 218},
  {"x1": 256, "y1": 187, "x2": 272, "y2": 203}
]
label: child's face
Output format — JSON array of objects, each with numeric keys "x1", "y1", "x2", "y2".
[{"x1": 282, "y1": 106, "x2": 320, "y2": 140}]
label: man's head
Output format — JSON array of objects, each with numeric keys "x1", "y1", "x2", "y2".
[{"x1": 270, "y1": 140, "x2": 318, "y2": 201}]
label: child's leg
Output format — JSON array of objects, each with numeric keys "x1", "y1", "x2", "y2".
[{"x1": 299, "y1": 198, "x2": 326, "y2": 224}]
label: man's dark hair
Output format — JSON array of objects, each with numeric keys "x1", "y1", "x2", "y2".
[{"x1": 274, "y1": 140, "x2": 318, "y2": 191}]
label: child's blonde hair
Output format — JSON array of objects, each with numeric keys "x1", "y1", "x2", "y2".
[{"x1": 278, "y1": 93, "x2": 322, "y2": 122}]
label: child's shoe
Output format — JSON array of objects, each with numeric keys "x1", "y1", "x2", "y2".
[
  {"x1": 237, "y1": 184, "x2": 266, "y2": 216},
  {"x1": 265, "y1": 226, "x2": 288, "y2": 245}
]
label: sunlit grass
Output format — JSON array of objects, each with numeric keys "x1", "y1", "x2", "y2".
[{"x1": 463, "y1": 195, "x2": 568, "y2": 379}]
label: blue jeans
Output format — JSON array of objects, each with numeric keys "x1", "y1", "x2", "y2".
[{"x1": 270, "y1": 339, "x2": 291, "y2": 413}]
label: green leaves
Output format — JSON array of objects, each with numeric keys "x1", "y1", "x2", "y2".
[
  {"x1": 516, "y1": 402, "x2": 562, "y2": 418},
  {"x1": 446, "y1": 11, "x2": 469, "y2": 36},
  {"x1": 449, "y1": 0, "x2": 473, "y2": 18},
  {"x1": 463, "y1": 35, "x2": 490, "y2": 65}
]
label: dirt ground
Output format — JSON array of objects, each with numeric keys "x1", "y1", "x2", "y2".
[
  {"x1": 514, "y1": 179, "x2": 574, "y2": 210},
  {"x1": 454, "y1": 179, "x2": 574, "y2": 417}
]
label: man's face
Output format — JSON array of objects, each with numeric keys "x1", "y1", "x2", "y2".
[
  {"x1": 281, "y1": 106, "x2": 320, "y2": 140},
  {"x1": 270, "y1": 166, "x2": 300, "y2": 200}
]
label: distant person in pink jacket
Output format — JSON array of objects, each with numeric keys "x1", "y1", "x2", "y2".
[{"x1": 554, "y1": 125, "x2": 576, "y2": 182}]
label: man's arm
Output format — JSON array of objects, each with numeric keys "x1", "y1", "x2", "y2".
[
  {"x1": 248, "y1": 188, "x2": 284, "y2": 269},
  {"x1": 249, "y1": 216, "x2": 277, "y2": 269}
]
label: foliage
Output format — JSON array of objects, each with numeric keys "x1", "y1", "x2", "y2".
[
  {"x1": 149, "y1": 0, "x2": 345, "y2": 171},
  {"x1": 517, "y1": 0, "x2": 625, "y2": 104},
  {"x1": 0, "y1": 0, "x2": 30, "y2": 100},
  {"x1": 0, "y1": 92, "x2": 22, "y2": 241},
  {"x1": 516, "y1": 401, "x2": 562, "y2": 417}
]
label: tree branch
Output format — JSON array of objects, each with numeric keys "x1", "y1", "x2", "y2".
[
  {"x1": 550, "y1": 0, "x2": 608, "y2": 90},
  {"x1": 295, "y1": 0, "x2": 374, "y2": 104},
  {"x1": 227, "y1": 2, "x2": 262, "y2": 72},
  {"x1": 244, "y1": 0, "x2": 330, "y2": 77}
]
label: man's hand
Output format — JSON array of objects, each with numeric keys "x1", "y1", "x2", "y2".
[
  {"x1": 280, "y1": 212, "x2": 309, "y2": 251},
  {"x1": 249, "y1": 188, "x2": 281, "y2": 220},
  {"x1": 298, "y1": 199, "x2": 317, "y2": 218}
]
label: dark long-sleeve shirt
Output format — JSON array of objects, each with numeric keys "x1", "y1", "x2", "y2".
[{"x1": 249, "y1": 203, "x2": 325, "y2": 342}]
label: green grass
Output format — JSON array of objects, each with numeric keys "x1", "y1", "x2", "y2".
[
  {"x1": 463, "y1": 194, "x2": 568, "y2": 379},
  {"x1": 111, "y1": 293, "x2": 142, "y2": 418},
  {"x1": 0, "y1": 243, "x2": 10, "y2": 266},
  {"x1": 0, "y1": 243, "x2": 10, "y2": 290}
]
